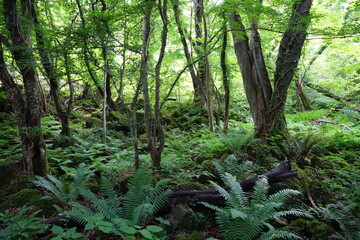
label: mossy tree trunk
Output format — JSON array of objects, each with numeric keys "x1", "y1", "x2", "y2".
[{"x1": 1, "y1": 0, "x2": 48, "y2": 176}]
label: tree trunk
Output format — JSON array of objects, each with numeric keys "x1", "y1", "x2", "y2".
[
  {"x1": 172, "y1": 0, "x2": 200, "y2": 101},
  {"x1": 142, "y1": 0, "x2": 167, "y2": 169},
  {"x1": 296, "y1": 71, "x2": 312, "y2": 111},
  {"x1": 3, "y1": 0, "x2": 48, "y2": 176},
  {"x1": 221, "y1": 24, "x2": 230, "y2": 133},
  {"x1": 267, "y1": 0, "x2": 312, "y2": 135},
  {"x1": 75, "y1": 0, "x2": 118, "y2": 112},
  {"x1": 30, "y1": 0, "x2": 71, "y2": 136},
  {"x1": 229, "y1": 0, "x2": 313, "y2": 138},
  {"x1": 159, "y1": 162, "x2": 298, "y2": 214}
]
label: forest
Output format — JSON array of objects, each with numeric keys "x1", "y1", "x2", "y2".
[{"x1": 0, "y1": 0, "x2": 359, "y2": 239}]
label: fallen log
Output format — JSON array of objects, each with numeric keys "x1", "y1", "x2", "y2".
[
  {"x1": 43, "y1": 162, "x2": 297, "y2": 226},
  {"x1": 159, "y1": 161, "x2": 297, "y2": 214}
]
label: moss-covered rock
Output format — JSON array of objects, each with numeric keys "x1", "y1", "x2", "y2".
[
  {"x1": 0, "y1": 189, "x2": 41, "y2": 209},
  {"x1": 290, "y1": 218, "x2": 335, "y2": 240},
  {"x1": 189, "y1": 230, "x2": 205, "y2": 240},
  {"x1": 174, "y1": 234, "x2": 188, "y2": 240},
  {"x1": 0, "y1": 159, "x2": 21, "y2": 188}
]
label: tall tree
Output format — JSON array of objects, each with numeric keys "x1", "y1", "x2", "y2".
[
  {"x1": 229, "y1": 0, "x2": 313, "y2": 137},
  {"x1": 1, "y1": 0, "x2": 48, "y2": 176}
]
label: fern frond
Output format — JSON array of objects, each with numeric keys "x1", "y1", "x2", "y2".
[
  {"x1": 79, "y1": 188, "x2": 119, "y2": 221},
  {"x1": 33, "y1": 175, "x2": 64, "y2": 202},
  {"x1": 67, "y1": 201, "x2": 95, "y2": 225},
  {"x1": 266, "y1": 189, "x2": 300, "y2": 204},
  {"x1": 223, "y1": 173, "x2": 247, "y2": 207},
  {"x1": 99, "y1": 177, "x2": 123, "y2": 217},
  {"x1": 252, "y1": 177, "x2": 269, "y2": 205},
  {"x1": 258, "y1": 229, "x2": 301, "y2": 239},
  {"x1": 273, "y1": 209, "x2": 312, "y2": 218}
]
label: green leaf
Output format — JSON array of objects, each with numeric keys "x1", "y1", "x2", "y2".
[
  {"x1": 124, "y1": 236, "x2": 137, "y2": 240},
  {"x1": 50, "y1": 236, "x2": 62, "y2": 240},
  {"x1": 85, "y1": 223, "x2": 95, "y2": 230},
  {"x1": 146, "y1": 225, "x2": 163, "y2": 233},
  {"x1": 99, "y1": 226, "x2": 110, "y2": 233},
  {"x1": 51, "y1": 225, "x2": 64, "y2": 235},
  {"x1": 120, "y1": 226, "x2": 137, "y2": 235},
  {"x1": 140, "y1": 229, "x2": 153, "y2": 239}
]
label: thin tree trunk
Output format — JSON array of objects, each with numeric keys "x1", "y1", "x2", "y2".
[
  {"x1": 75, "y1": 0, "x2": 117, "y2": 111},
  {"x1": 194, "y1": 0, "x2": 206, "y2": 104},
  {"x1": 296, "y1": 71, "x2": 312, "y2": 111},
  {"x1": 203, "y1": 11, "x2": 214, "y2": 132},
  {"x1": 221, "y1": 24, "x2": 230, "y2": 133},
  {"x1": 172, "y1": 0, "x2": 200, "y2": 100}
]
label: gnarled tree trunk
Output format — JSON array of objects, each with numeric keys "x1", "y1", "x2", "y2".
[
  {"x1": 229, "y1": 0, "x2": 313, "y2": 137},
  {"x1": 2, "y1": 0, "x2": 48, "y2": 176}
]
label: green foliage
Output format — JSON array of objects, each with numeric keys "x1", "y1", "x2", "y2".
[
  {"x1": 202, "y1": 174, "x2": 310, "y2": 240},
  {"x1": 66, "y1": 169, "x2": 170, "y2": 235},
  {"x1": 314, "y1": 203, "x2": 360, "y2": 240},
  {"x1": 0, "y1": 206, "x2": 48, "y2": 240},
  {"x1": 51, "y1": 225, "x2": 83, "y2": 240},
  {"x1": 220, "y1": 126, "x2": 256, "y2": 156},
  {"x1": 268, "y1": 133, "x2": 321, "y2": 166},
  {"x1": 213, "y1": 155, "x2": 256, "y2": 181},
  {"x1": 33, "y1": 163, "x2": 93, "y2": 205},
  {"x1": 119, "y1": 224, "x2": 165, "y2": 240},
  {"x1": 0, "y1": 117, "x2": 21, "y2": 163}
]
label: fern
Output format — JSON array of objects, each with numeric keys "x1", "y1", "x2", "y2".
[
  {"x1": 33, "y1": 163, "x2": 93, "y2": 205},
  {"x1": 214, "y1": 155, "x2": 256, "y2": 181},
  {"x1": 202, "y1": 173, "x2": 310, "y2": 240},
  {"x1": 314, "y1": 203, "x2": 360, "y2": 240},
  {"x1": 66, "y1": 169, "x2": 170, "y2": 234}
]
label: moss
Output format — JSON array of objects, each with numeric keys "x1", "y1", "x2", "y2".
[
  {"x1": 189, "y1": 230, "x2": 205, "y2": 240},
  {"x1": 0, "y1": 189, "x2": 41, "y2": 210},
  {"x1": 174, "y1": 234, "x2": 188, "y2": 240},
  {"x1": 290, "y1": 218, "x2": 335, "y2": 239},
  {"x1": 0, "y1": 159, "x2": 21, "y2": 188},
  {"x1": 182, "y1": 182, "x2": 208, "y2": 190}
]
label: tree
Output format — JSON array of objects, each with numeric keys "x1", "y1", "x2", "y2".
[
  {"x1": 141, "y1": 0, "x2": 167, "y2": 168},
  {"x1": 229, "y1": 0, "x2": 313, "y2": 137},
  {"x1": 0, "y1": 0, "x2": 48, "y2": 176}
]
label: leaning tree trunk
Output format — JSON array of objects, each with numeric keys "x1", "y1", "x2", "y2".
[
  {"x1": 267, "y1": 0, "x2": 313, "y2": 136},
  {"x1": 3, "y1": 0, "x2": 48, "y2": 176},
  {"x1": 30, "y1": 0, "x2": 71, "y2": 136},
  {"x1": 172, "y1": 0, "x2": 201, "y2": 101}
]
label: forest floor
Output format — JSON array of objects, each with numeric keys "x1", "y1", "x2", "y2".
[{"x1": 0, "y1": 101, "x2": 359, "y2": 240}]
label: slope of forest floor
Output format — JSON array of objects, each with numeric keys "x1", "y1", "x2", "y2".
[{"x1": 0, "y1": 99, "x2": 359, "y2": 240}]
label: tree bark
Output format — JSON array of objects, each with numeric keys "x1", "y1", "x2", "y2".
[{"x1": 2, "y1": 0, "x2": 48, "y2": 176}]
